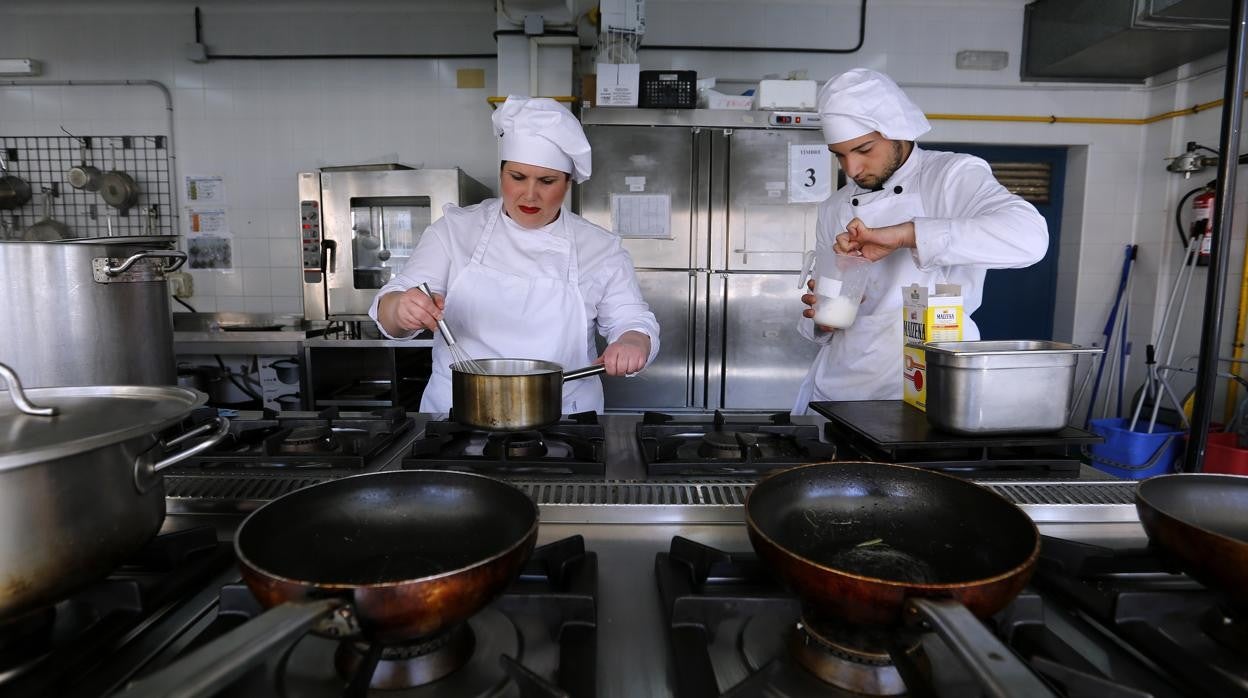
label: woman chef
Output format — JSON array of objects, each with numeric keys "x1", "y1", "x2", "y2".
[
  {"x1": 371, "y1": 96, "x2": 660, "y2": 415},
  {"x1": 794, "y1": 69, "x2": 1049, "y2": 413}
]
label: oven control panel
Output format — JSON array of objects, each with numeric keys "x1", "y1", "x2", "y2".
[{"x1": 300, "y1": 199, "x2": 321, "y2": 277}]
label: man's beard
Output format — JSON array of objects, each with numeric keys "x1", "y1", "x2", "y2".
[{"x1": 852, "y1": 141, "x2": 906, "y2": 190}]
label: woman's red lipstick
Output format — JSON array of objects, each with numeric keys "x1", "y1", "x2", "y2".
[{"x1": 519, "y1": 205, "x2": 540, "y2": 214}]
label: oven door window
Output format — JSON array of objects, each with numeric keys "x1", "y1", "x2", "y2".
[{"x1": 349, "y1": 196, "x2": 432, "y2": 289}]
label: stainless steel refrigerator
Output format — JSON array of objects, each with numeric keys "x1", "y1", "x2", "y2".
[{"x1": 577, "y1": 108, "x2": 833, "y2": 411}]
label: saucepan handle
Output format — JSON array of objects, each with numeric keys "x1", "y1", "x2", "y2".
[
  {"x1": 563, "y1": 364, "x2": 607, "y2": 382},
  {"x1": 116, "y1": 599, "x2": 351, "y2": 698},
  {"x1": 905, "y1": 598, "x2": 1054, "y2": 697}
]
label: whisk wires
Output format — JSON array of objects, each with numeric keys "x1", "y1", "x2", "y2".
[{"x1": 415, "y1": 282, "x2": 487, "y2": 374}]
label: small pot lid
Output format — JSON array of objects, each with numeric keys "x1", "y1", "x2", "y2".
[{"x1": 0, "y1": 385, "x2": 206, "y2": 470}]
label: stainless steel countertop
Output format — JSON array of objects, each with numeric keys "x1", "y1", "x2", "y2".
[{"x1": 161, "y1": 411, "x2": 1146, "y2": 698}]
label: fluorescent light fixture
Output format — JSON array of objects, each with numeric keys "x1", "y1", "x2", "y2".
[{"x1": 0, "y1": 59, "x2": 40, "y2": 77}]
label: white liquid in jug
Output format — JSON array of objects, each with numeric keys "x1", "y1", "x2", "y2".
[{"x1": 813, "y1": 295, "x2": 859, "y2": 328}]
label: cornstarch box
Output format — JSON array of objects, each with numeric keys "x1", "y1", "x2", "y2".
[{"x1": 902, "y1": 284, "x2": 963, "y2": 411}]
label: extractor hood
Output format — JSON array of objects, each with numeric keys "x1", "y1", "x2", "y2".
[{"x1": 1023, "y1": 0, "x2": 1229, "y2": 83}]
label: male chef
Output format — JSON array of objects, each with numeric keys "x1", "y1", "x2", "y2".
[{"x1": 795, "y1": 68, "x2": 1048, "y2": 412}]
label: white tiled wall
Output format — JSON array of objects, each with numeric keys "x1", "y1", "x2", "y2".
[{"x1": 3, "y1": 0, "x2": 1243, "y2": 400}]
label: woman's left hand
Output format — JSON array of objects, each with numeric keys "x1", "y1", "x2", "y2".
[{"x1": 596, "y1": 331, "x2": 651, "y2": 376}]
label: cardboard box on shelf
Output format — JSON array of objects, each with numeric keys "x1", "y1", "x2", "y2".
[
  {"x1": 901, "y1": 283, "x2": 963, "y2": 411},
  {"x1": 596, "y1": 63, "x2": 639, "y2": 107}
]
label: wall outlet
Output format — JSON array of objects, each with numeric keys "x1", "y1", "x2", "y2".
[{"x1": 169, "y1": 271, "x2": 194, "y2": 298}]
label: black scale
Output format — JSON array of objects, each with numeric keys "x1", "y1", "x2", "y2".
[{"x1": 810, "y1": 400, "x2": 1102, "y2": 478}]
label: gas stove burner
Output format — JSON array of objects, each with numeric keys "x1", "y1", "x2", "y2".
[
  {"x1": 281, "y1": 608, "x2": 518, "y2": 697},
  {"x1": 281, "y1": 426, "x2": 340, "y2": 454},
  {"x1": 789, "y1": 614, "x2": 928, "y2": 695},
  {"x1": 483, "y1": 432, "x2": 548, "y2": 459},
  {"x1": 686, "y1": 431, "x2": 784, "y2": 460},
  {"x1": 334, "y1": 623, "x2": 476, "y2": 690}
]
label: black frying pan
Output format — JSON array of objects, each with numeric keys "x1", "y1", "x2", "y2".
[
  {"x1": 747, "y1": 461, "x2": 1040, "y2": 627},
  {"x1": 120, "y1": 470, "x2": 538, "y2": 697},
  {"x1": 1136, "y1": 473, "x2": 1248, "y2": 611}
]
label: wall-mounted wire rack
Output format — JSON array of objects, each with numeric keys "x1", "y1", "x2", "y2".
[{"x1": 0, "y1": 135, "x2": 176, "y2": 241}]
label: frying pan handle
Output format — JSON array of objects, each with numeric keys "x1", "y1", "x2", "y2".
[
  {"x1": 116, "y1": 599, "x2": 350, "y2": 698},
  {"x1": 564, "y1": 364, "x2": 607, "y2": 382},
  {"x1": 905, "y1": 598, "x2": 1056, "y2": 697}
]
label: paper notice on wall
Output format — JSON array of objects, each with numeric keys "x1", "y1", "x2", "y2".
[
  {"x1": 185, "y1": 175, "x2": 225, "y2": 203},
  {"x1": 611, "y1": 193, "x2": 670, "y2": 239},
  {"x1": 788, "y1": 144, "x2": 832, "y2": 203},
  {"x1": 187, "y1": 235, "x2": 233, "y2": 270},
  {"x1": 187, "y1": 208, "x2": 229, "y2": 236}
]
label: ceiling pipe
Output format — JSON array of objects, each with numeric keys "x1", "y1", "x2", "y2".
[{"x1": 1184, "y1": 0, "x2": 1248, "y2": 472}]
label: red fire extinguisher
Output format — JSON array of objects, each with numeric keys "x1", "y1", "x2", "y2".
[{"x1": 1191, "y1": 186, "x2": 1215, "y2": 267}]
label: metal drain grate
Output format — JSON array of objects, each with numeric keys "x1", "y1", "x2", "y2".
[
  {"x1": 165, "y1": 474, "x2": 336, "y2": 503},
  {"x1": 512, "y1": 481, "x2": 752, "y2": 506},
  {"x1": 984, "y1": 481, "x2": 1137, "y2": 506}
]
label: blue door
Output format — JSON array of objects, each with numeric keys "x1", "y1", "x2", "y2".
[{"x1": 927, "y1": 144, "x2": 1066, "y2": 341}]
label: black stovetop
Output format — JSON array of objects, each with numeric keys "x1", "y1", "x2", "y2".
[
  {"x1": 656, "y1": 535, "x2": 1247, "y2": 697},
  {"x1": 4, "y1": 530, "x2": 598, "y2": 698},
  {"x1": 403, "y1": 412, "x2": 606, "y2": 476},
  {"x1": 812, "y1": 400, "x2": 1103, "y2": 478},
  {"x1": 637, "y1": 411, "x2": 837, "y2": 476}
]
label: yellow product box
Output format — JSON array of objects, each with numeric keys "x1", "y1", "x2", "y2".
[{"x1": 901, "y1": 283, "x2": 963, "y2": 411}]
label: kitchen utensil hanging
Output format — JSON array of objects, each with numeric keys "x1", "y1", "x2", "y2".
[
  {"x1": 66, "y1": 142, "x2": 102, "y2": 192},
  {"x1": 22, "y1": 189, "x2": 71, "y2": 241},
  {"x1": 0, "y1": 153, "x2": 31, "y2": 210},
  {"x1": 99, "y1": 138, "x2": 141, "y2": 214}
]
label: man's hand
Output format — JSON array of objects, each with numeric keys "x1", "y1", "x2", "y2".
[
  {"x1": 834, "y1": 217, "x2": 916, "y2": 261},
  {"x1": 379, "y1": 287, "x2": 444, "y2": 335},
  {"x1": 800, "y1": 279, "x2": 837, "y2": 333},
  {"x1": 596, "y1": 330, "x2": 650, "y2": 376}
]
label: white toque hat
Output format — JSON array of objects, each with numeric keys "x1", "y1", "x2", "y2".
[
  {"x1": 492, "y1": 96, "x2": 592, "y2": 183},
  {"x1": 816, "y1": 68, "x2": 931, "y2": 144}
]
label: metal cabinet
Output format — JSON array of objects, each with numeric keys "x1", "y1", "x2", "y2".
[{"x1": 579, "y1": 109, "x2": 828, "y2": 411}]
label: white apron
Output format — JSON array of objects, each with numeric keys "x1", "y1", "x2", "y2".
[
  {"x1": 794, "y1": 183, "x2": 961, "y2": 413},
  {"x1": 419, "y1": 202, "x2": 601, "y2": 415}
]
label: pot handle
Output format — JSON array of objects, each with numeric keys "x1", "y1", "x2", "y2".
[
  {"x1": 104, "y1": 249, "x2": 188, "y2": 276},
  {"x1": 563, "y1": 364, "x2": 607, "y2": 382},
  {"x1": 114, "y1": 599, "x2": 351, "y2": 698},
  {"x1": 133, "y1": 417, "x2": 232, "y2": 493},
  {"x1": 0, "y1": 362, "x2": 58, "y2": 416},
  {"x1": 905, "y1": 598, "x2": 1055, "y2": 697}
]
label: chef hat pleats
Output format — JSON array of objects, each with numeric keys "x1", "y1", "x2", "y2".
[
  {"x1": 493, "y1": 96, "x2": 593, "y2": 183},
  {"x1": 817, "y1": 69, "x2": 931, "y2": 144}
]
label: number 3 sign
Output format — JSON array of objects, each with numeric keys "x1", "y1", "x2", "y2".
[{"x1": 788, "y1": 144, "x2": 832, "y2": 203}]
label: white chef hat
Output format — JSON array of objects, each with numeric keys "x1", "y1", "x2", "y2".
[
  {"x1": 492, "y1": 96, "x2": 592, "y2": 183},
  {"x1": 816, "y1": 68, "x2": 931, "y2": 144}
]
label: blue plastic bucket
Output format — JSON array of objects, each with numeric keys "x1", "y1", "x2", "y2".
[{"x1": 1086, "y1": 418, "x2": 1183, "y2": 479}]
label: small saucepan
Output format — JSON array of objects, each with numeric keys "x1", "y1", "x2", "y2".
[
  {"x1": 451, "y1": 358, "x2": 605, "y2": 431},
  {"x1": 270, "y1": 358, "x2": 300, "y2": 385}
]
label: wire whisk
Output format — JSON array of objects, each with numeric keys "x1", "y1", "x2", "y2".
[{"x1": 416, "y1": 283, "x2": 487, "y2": 374}]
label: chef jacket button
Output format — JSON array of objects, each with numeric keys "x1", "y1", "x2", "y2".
[
  {"x1": 893, "y1": 185, "x2": 903, "y2": 194},
  {"x1": 851, "y1": 198, "x2": 859, "y2": 206}
]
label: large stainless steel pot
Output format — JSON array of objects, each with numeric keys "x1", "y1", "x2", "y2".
[
  {"x1": 0, "y1": 363, "x2": 229, "y2": 621},
  {"x1": 451, "y1": 358, "x2": 605, "y2": 431},
  {"x1": 0, "y1": 237, "x2": 184, "y2": 388}
]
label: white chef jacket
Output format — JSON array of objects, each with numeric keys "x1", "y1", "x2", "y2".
[
  {"x1": 794, "y1": 146, "x2": 1049, "y2": 412},
  {"x1": 369, "y1": 199, "x2": 660, "y2": 412}
]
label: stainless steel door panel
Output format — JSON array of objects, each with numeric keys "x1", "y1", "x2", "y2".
[
  {"x1": 719, "y1": 272, "x2": 818, "y2": 410},
  {"x1": 601, "y1": 270, "x2": 697, "y2": 409},
  {"x1": 579, "y1": 126, "x2": 701, "y2": 269},
  {"x1": 321, "y1": 170, "x2": 485, "y2": 319},
  {"x1": 720, "y1": 129, "x2": 825, "y2": 272}
]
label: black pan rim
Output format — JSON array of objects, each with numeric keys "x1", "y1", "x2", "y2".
[
  {"x1": 233, "y1": 469, "x2": 540, "y2": 589},
  {"x1": 744, "y1": 460, "x2": 1041, "y2": 591}
]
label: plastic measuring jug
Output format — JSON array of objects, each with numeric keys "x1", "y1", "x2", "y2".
[{"x1": 800, "y1": 247, "x2": 872, "y2": 329}]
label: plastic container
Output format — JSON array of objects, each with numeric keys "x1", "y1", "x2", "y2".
[
  {"x1": 1204, "y1": 431, "x2": 1248, "y2": 475},
  {"x1": 1086, "y1": 418, "x2": 1184, "y2": 479},
  {"x1": 800, "y1": 247, "x2": 872, "y2": 329}
]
